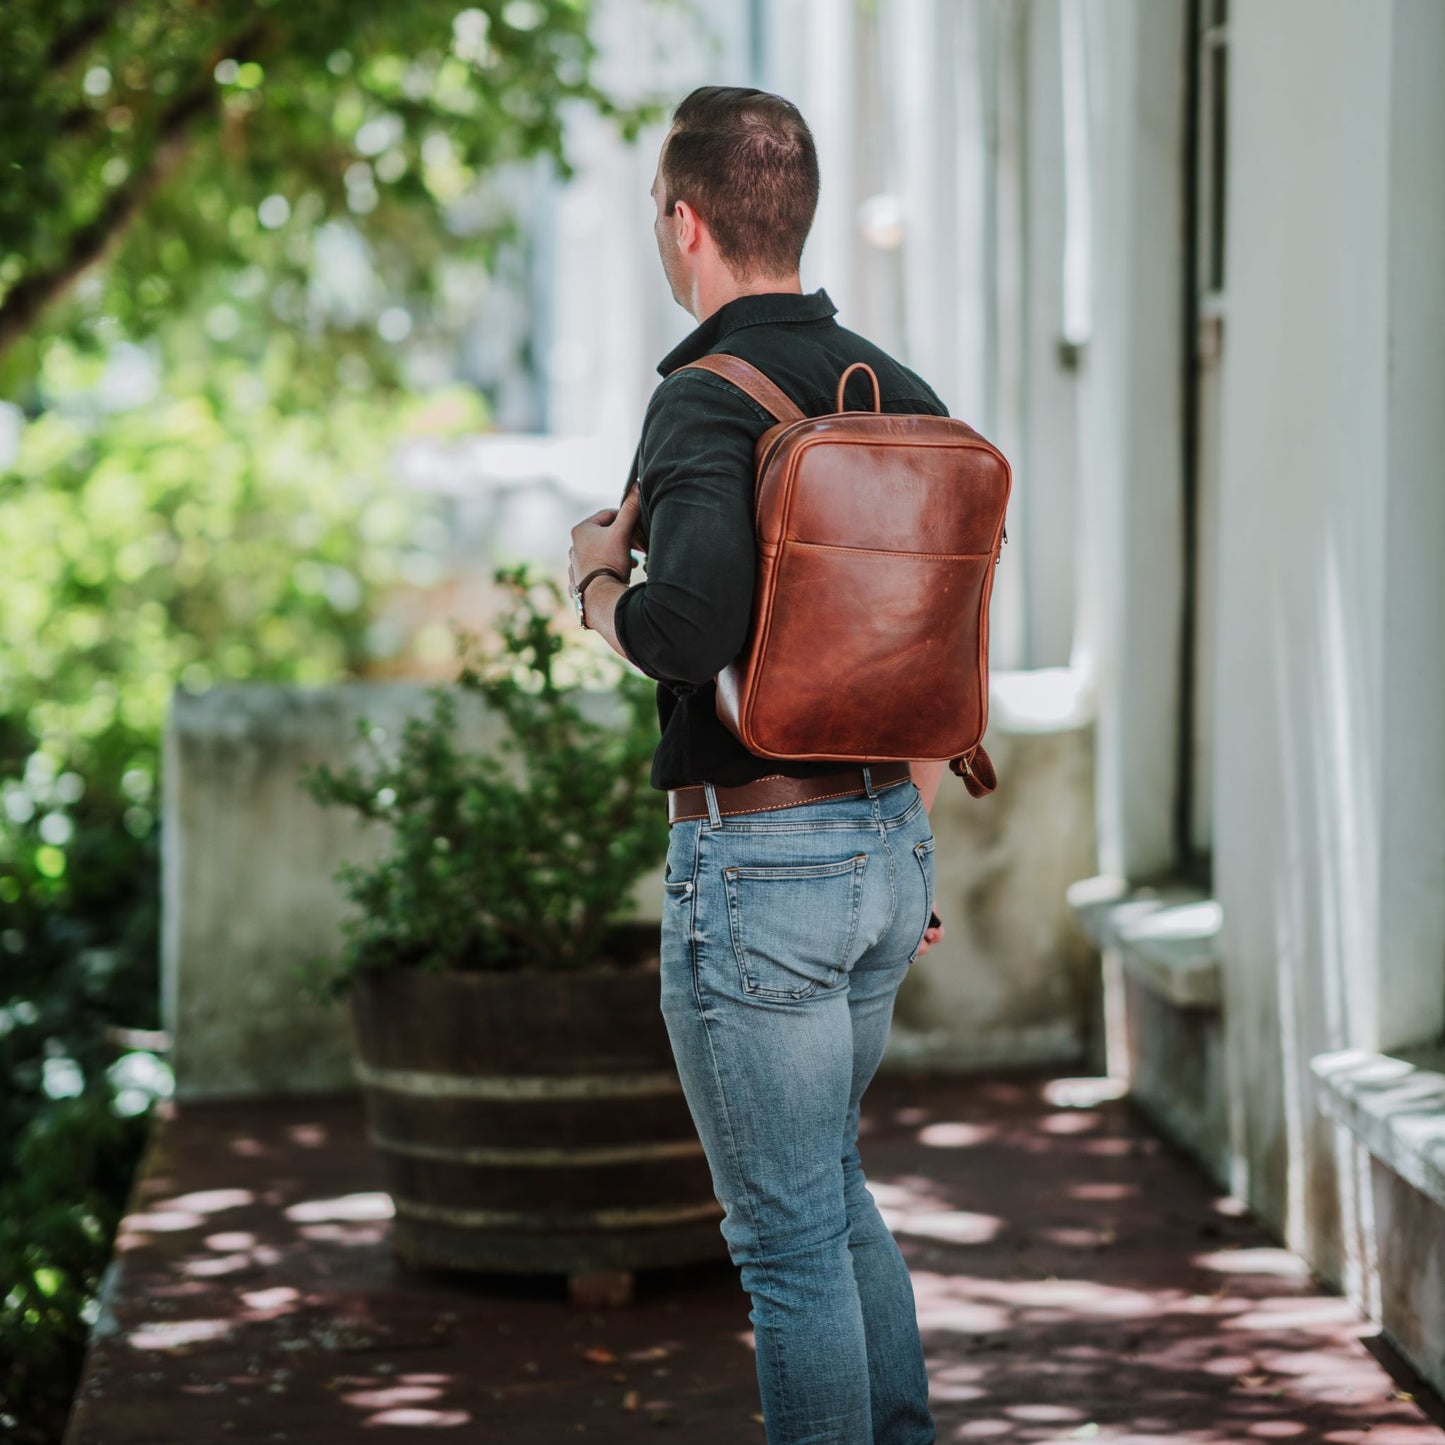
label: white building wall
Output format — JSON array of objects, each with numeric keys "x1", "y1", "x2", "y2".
[
  {"x1": 542, "y1": 0, "x2": 756, "y2": 482},
  {"x1": 1377, "y1": 0, "x2": 1445, "y2": 1057},
  {"x1": 1211, "y1": 0, "x2": 1445, "y2": 1264},
  {"x1": 443, "y1": 0, "x2": 1086, "y2": 675},
  {"x1": 764, "y1": 0, "x2": 1081, "y2": 673},
  {"x1": 1070, "y1": 0, "x2": 1445, "y2": 1389}
]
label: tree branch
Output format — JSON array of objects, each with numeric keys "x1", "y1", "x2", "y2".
[
  {"x1": 45, "y1": 2, "x2": 131, "y2": 78},
  {"x1": 0, "y1": 19, "x2": 269, "y2": 358},
  {"x1": 0, "y1": 82, "x2": 210, "y2": 358}
]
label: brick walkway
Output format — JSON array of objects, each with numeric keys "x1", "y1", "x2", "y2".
[{"x1": 64, "y1": 1070, "x2": 1444, "y2": 1444}]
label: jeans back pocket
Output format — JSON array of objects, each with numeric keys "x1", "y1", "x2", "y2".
[
  {"x1": 907, "y1": 836, "x2": 936, "y2": 964},
  {"x1": 722, "y1": 854, "x2": 869, "y2": 1000}
]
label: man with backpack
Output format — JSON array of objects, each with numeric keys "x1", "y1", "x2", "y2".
[{"x1": 567, "y1": 85, "x2": 949, "y2": 1445}]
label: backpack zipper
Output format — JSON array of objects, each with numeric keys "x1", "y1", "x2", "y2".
[
  {"x1": 759, "y1": 422, "x2": 1012, "y2": 541},
  {"x1": 756, "y1": 416, "x2": 815, "y2": 479}
]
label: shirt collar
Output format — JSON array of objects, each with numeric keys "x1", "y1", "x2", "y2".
[{"x1": 656, "y1": 287, "x2": 838, "y2": 375}]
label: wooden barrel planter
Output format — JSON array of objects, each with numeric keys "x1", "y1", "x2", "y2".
[{"x1": 347, "y1": 920, "x2": 727, "y2": 1301}]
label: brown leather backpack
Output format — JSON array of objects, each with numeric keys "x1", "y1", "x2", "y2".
[{"x1": 667, "y1": 353, "x2": 1011, "y2": 797}]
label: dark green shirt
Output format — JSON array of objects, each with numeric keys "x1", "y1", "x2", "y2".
[{"x1": 612, "y1": 287, "x2": 949, "y2": 792}]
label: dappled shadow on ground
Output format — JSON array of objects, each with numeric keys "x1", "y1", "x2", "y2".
[
  {"x1": 64, "y1": 1072, "x2": 1443, "y2": 1444},
  {"x1": 862, "y1": 1075, "x2": 1444, "y2": 1443}
]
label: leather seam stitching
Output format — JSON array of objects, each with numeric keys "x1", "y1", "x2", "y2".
[{"x1": 785, "y1": 540, "x2": 995, "y2": 560}]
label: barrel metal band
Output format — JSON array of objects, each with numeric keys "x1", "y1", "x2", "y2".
[
  {"x1": 367, "y1": 1131, "x2": 705, "y2": 1167},
  {"x1": 352, "y1": 1059, "x2": 683, "y2": 1100},
  {"x1": 392, "y1": 1196, "x2": 724, "y2": 1230}
]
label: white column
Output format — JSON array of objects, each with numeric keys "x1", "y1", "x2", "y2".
[
  {"x1": 1019, "y1": 0, "x2": 1080, "y2": 668},
  {"x1": 767, "y1": 0, "x2": 860, "y2": 314},
  {"x1": 1072, "y1": 0, "x2": 1189, "y2": 880}
]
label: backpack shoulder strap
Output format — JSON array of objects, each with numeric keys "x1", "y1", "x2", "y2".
[{"x1": 674, "y1": 353, "x2": 807, "y2": 425}]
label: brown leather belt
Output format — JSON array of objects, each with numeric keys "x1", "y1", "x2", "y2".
[{"x1": 667, "y1": 760, "x2": 915, "y2": 825}]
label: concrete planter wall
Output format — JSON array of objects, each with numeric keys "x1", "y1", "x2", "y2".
[
  {"x1": 887, "y1": 669, "x2": 1099, "y2": 1073},
  {"x1": 163, "y1": 673, "x2": 1099, "y2": 1101}
]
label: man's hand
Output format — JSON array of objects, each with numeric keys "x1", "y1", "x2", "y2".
[
  {"x1": 619, "y1": 483, "x2": 647, "y2": 557},
  {"x1": 568, "y1": 487, "x2": 643, "y2": 597},
  {"x1": 915, "y1": 908, "x2": 944, "y2": 958}
]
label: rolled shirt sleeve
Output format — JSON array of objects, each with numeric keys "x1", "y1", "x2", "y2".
[{"x1": 612, "y1": 372, "x2": 764, "y2": 690}]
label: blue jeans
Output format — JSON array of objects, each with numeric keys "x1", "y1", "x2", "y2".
[{"x1": 659, "y1": 768, "x2": 937, "y2": 1445}]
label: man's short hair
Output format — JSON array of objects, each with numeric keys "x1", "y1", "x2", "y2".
[{"x1": 660, "y1": 86, "x2": 819, "y2": 280}]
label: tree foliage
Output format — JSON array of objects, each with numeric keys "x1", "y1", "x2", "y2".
[
  {"x1": 0, "y1": 348, "x2": 485, "y2": 1441},
  {"x1": 0, "y1": 5, "x2": 676, "y2": 1437},
  {"x1": 0, "y1": 1087, "x2": 150, "y2": 1445},
  {"x1": 0, "y1": 0, "x2": 669, "y2": 381}
]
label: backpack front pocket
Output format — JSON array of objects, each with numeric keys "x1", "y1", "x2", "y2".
[{"x1": 722, "y1": 853, "x2": 869, "y2": 1000}]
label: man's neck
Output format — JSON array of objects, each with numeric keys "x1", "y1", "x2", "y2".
[{"x1": 691, "y1": 270, "x2": 803, "y2": 323}]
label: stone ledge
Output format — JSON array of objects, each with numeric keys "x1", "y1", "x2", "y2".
[
  {"x1": 1066, "y1": 874, "x2": 1223, "y2": 1010},
  {"x1": 1310, "y1": 1044, "x2": 1445, "y2": 1210},
  {"x1": 989, "y1": 665, "x2": 1093, "y2": 734}
]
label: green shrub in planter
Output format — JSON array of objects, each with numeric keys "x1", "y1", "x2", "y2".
[
  {"x1": 298, "y1": 562, "x2": 669, "y2": 996},
  {"x1": 296, "y1": 564, "x2": 726, "y2": 1285}
]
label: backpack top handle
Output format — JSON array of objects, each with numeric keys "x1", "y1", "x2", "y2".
[
  {"x1": 835, "y1": 361, "x2": 881, "y2": 413},
  {"x1": 676, "y1": 355, "x2": 886, "y2": 423}
]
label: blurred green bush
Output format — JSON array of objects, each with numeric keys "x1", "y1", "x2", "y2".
[
  {"x1": 0, "y1": 2, "x2": 674, "y2": 1435},
  {"x1": 0, "y1": 351, "x2": 488, "y2": 1442}
]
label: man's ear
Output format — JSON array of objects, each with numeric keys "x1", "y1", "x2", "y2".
[{"x1": 673, "y1": 198, "x2": 703, "y2": 255}]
